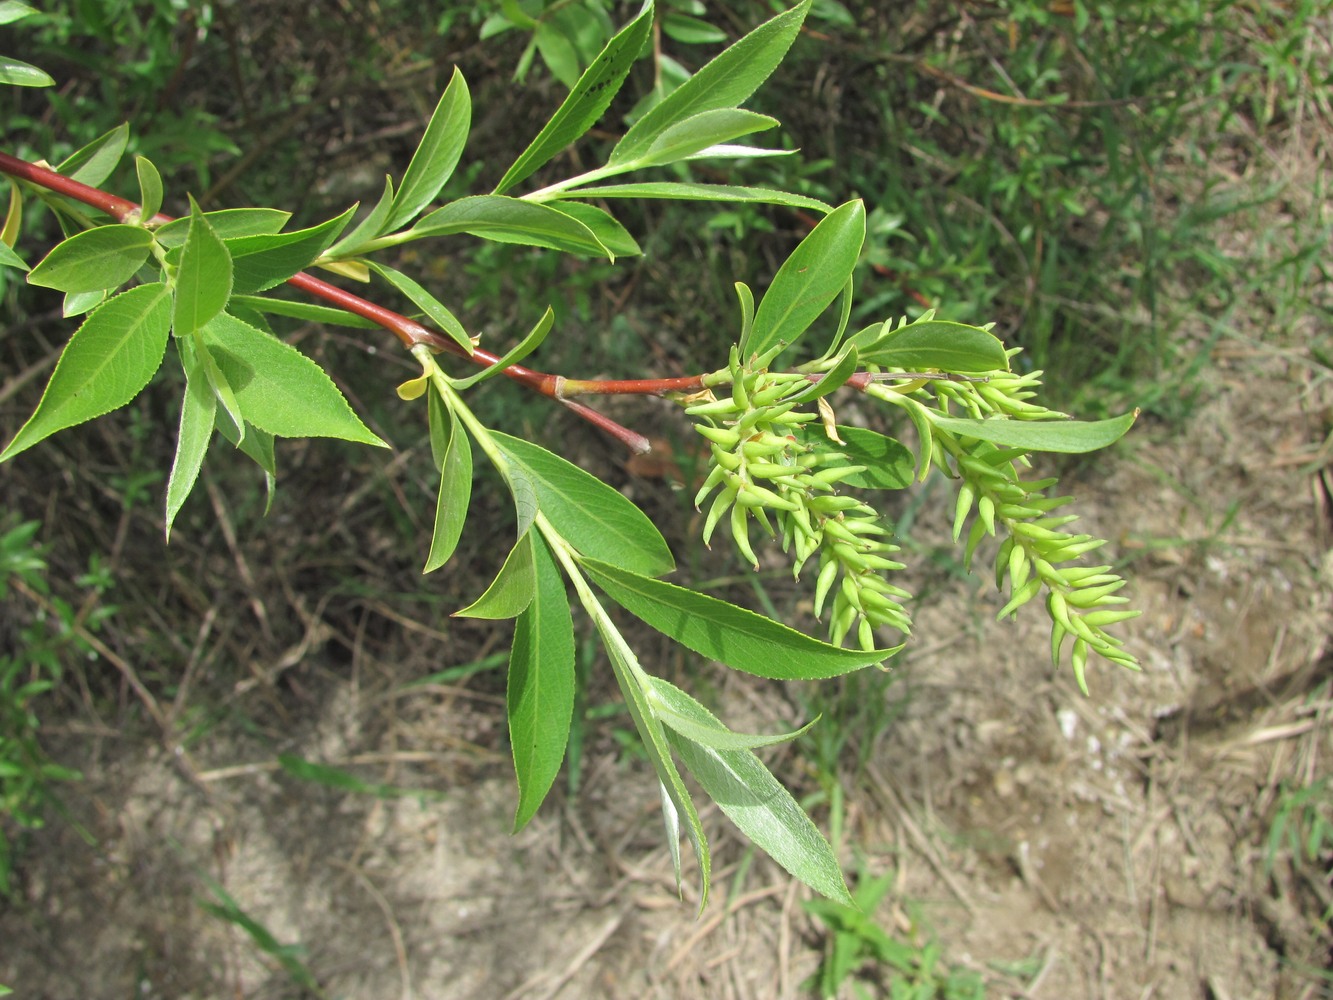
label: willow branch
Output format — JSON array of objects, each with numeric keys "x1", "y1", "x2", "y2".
[
  {"x1": 0, "y1": 152, "x2": 974, "y2": 454},
  {"x1": 0, "y1": 151, "x2": 655, "y2": 452}
]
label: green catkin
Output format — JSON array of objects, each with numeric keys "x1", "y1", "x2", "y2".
[{"x1": 686, "y1": 338, "x2": 1136, "y2": 672}]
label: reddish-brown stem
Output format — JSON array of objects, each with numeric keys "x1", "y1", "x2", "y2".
[
  {"x1": 0, "y1": 150, "x2": 162, "y2": 222},
  {"x1": 0, "y1": 150, "x2": 658, "y2": 451},
  {"x1": 557, "y1": 375, "x2": 707, "y2": 397}
]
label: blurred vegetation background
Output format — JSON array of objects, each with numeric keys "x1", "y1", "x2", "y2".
[{"x1": 1, "y1": 0, "x2": 1330, "y2": 992}]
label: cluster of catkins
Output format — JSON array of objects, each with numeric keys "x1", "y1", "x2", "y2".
[{"x1": 686, "y1": 351, "x2": 909, "y2": 652}]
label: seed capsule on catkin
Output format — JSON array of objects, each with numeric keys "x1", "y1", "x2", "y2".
[
  {"x1": 807, "y1": 494, "x2": 862, "y2": 515},
  {"x1": 730, "y1": 503, "x2": 759, "y2": 568},
  {"x1": 741, "y1": 435, "x2": 794, "y2": 461},
  {"x1": 750, "y1": 380, "x2": 793, "y2": 408},
  {"x1": 843, "y1": 516, "x2": 890, "y2": 537},
  {"x1": 702, "y1": 485, "x2": 737, "y2": 546},
  {"x1": 746, "y1": 461, "x2": 796, "y2": 480},
  {"x1": 696, "y1": 424, "x2": 741, "y2": 447},
  {"x1": 831, "y1": 600, "x2": 858, "y2": 646},
  {"x1": 692, "y1": 465, "x2": 726, "y2": 509},
  {"x1": 710, "y1": 443, "x2": 741, "y2": 471},
  {"x1": 857, "y1": 616, "x2": 875, "y2": 651},
  {"x1": 735, "y1": 481, "x2": 800, "y2": 512},
  {"x1": 686, "y1": 398, "x2": 744, "y2": 419},
  {"x1": 813, "y1": 558, "x2": 839, "y2": 618}
]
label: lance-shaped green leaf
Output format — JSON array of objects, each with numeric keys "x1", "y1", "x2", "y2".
[
  {"x1": 0, "y1": 56, "x2": 53, "y2": 87},
  {"x1": 647, "y1": 676, "x2": 815, "y2": 750},
  {"x1": 385, "y1": 69, "x2": 471, "y2": 232},
  {"x1": 828, "y1": 273, "x2": 855, "y2": 356},
  {"x1": 507, "y1": 458, "x2": 540, "y2": 540},
  {"x1": 424, "y1": 400, "x2": 472, "y2": 573},
  {"x1": 214, "y1": 410, "x2": 270, "y2": 465},
  {"x1": 931, "y1": 410, "x2": 1138, "y2": 454},
  {"x1": 173, "y1": 198, "x2": 232, "y2": 337},
  {"x1": 409, "y1": 196, "x2": 609, "y2": 257},
  {"x1": 582, "y1": 558, "x2": 898, "y2": 677},
  {"x1": 662, "y1": 10, "x2": 726, "y2": 43},
  {"x1": 855, "y1": 320, "x2": 1009, "y2": 374},
  {"x1": 56, "y1": 123, "x2": 129, "y2": 187},
  {"x1": 216, "y1": 415, "x2": 277, "y2": 510},
  {"x1": 426, "y1": 410, "x2": 474, "y2": 576},
  {"x1": 808, "y1": 426, "x2": 914, "y2": 490},
  {"x1": 0, "y1": 240, "x2": 28, "y2": 270},
  {"x1": 1, "y1": 284, "x2": 172, "y2": 462},
  {"x1": 154, "y1": 208, "x2": 291, "y2": 248},
  {"x1": 507, "y1": 530, "x2": 575, "y2": 831},
  {"x1": 561, "y1": 181, "x2": 831, "y2": 213},
  {"x1": 533, "y1": 18, "x2": 582, "y2": 89},
  {"x1": 228, "y1": 294, "x2": 379, "y2": 330},
  {"x1": 668, "y1": 730, "x2": 853, "y2": 907},
  {"x1": 367, "y1": 261, "x2": 472, "y2": 354},
  {"x1": 184, "y1": 332, "x2": 245, "y2": 445},
  {"x1": 455, "y1": 532, "x2": 535, "y2": 619},
  {"x1": 448, "y1": 306, "x2": 553, "y2": 390},
  {"x1": 226, "y1": 205, "x2": 356, "y2": 293},
  {"x1": 611, "y1": 0, "x2": 810, "y2": 166},
  {"x1": 734, "y1": 281, "x2": 755, "y2": 344},
  {"x1": 197, "y1": 312, "x2": 387, "y2": 446},
  {"x1": 493, "y1": 0, "x2": 654, "y2": 194},
  {"x1": 3, "y1": 178, "x2": 21, "y2": 248},
  {"x1": 744, "y1": 199, "x2": 865, "y2": 360},
  {"x1": 427, "y1": 387, "x2": 450, "y2": 469},
  {"x1": 496, "y1": 0, "x2": 537, "y2": 30},
  {"x1": 135, "y1": 155, "x2": 163, "y2": 222},
  {"x1": 543, "y1": 202, "x2": 640, "y2": 260},
  {"x1": 0, "y1": 2, "x2": 42, "y2": 26},
  {"x1": 634, "y1": 109, "x2": 778, "y2": 168},
  {"x1": 492, "y1": 433, "x2": 675, "y2": 577},
  {"x1": 659, "y1": 777, "x2": 683, "y2": 896},
  {"x1": 27, "y1": 225, "x2": 155, "y2": 294},
  {"x1": 595, "y1": 607, "x2": 709, "y2": 905},
  {"x1": 62, "y1": 289, "x2": 105, "y2": 317},
  {"x1": 165, "y1": 341, "x2": 217, "y2": 540},
  {"x1": 326, "y1": 176, "x2": 394, "y2": 258}
]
